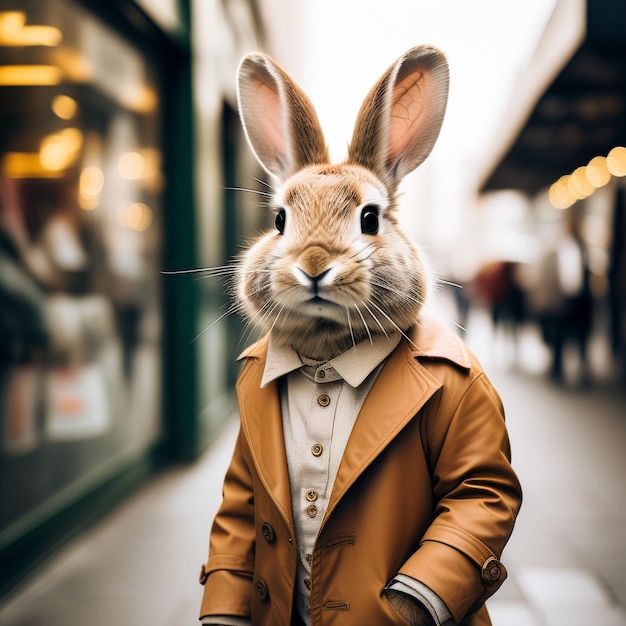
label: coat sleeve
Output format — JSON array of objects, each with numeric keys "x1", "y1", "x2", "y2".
[
  {"x1": 398, "y1": 365, "x2": 522, "y2": 624},
  {"x1": 199, "y1": 426, "x2": 256, "y2": 620}
]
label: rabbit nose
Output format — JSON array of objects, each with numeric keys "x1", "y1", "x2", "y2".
[
  {"x1": 295, "y1": 267, "x2": 331, "y2": 294},
  {"x1": 294, "y1": 246, "x2": 332, "y2": 286},
  {"x1": 294, "y1": 246, "x2": 333, "y2": 295}
]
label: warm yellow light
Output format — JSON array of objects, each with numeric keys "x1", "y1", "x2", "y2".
[
  {"x1": 118, "y1": 151, "x2": 144, "y2": 180},
  {"x1": 0, "y1": 12, "x2": 25, "y2": 44},
  {"x1": 40, "y1": 138, "x2": 68, "y2": 171},
  {"x1": 0, "y1": 12, "x2": 62, "y2": 47},
  {"x1": 607, "y1": 146, "x2": 626, "y2": 177},
  {"x1": 117, "y1": 202, "x2": 153, "y2": 231},
  {"x1": 50, "y1": 48, "x2": 92, "y2": 83},
  {"x1": 52, "y1": 95, "x2": 77, "y2": 120},
  {"x1": 79, "y1": 193, "x2": 99, "y2": 211},
  {"x1": 121, "y1": 85, "x2": 158, "y2": 114},
  {"x1": 140, "y1": 148, "x2": 161, "y2": 177},
  {"x1": 15, "y1": 25, "x2": 61, "y2": 46},
  {"x1": 586, "y1": 156, "x2": 611, "y2": 188},
  {"x1": 59, "y1": 128, "x2": 83, "y2": 152},
  {"x1": 568, "y1": 166, "x2": 594, "y2": 200},
  {"x1": 127, "y1": 203, "x2": 151, "y2": 230},
  {"x1": 39, "y1": 128, "x2": 83, "y2": 171},
  {"x1": 549, "y1": 175, "x2": 575, "y2": 209},
  {"x1": 0, "y1": 65, "x2": 62, "y2": 85},
  {"x1": 79, "y1": 166, "x2": 104, "y2": 196},
  {"x1": 1, "y1": 152, "x2": 64, "y2": 178},
  {"x1": 132, "y1": 147, "x2": 164, "y2": 192}
]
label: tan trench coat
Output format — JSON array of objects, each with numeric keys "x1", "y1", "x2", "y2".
[{"x1": 199, "y1": 317, "x2": 522, "y2": 625}]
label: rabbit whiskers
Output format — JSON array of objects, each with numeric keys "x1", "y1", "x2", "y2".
[{"x1": 164, "y1": 262, "x2": 463, "y2": 354}]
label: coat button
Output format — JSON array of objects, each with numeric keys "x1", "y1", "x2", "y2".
[
  {"x1": 199, "y1": 564, "x2": 208, "y2": 585},
  {"x1": 481, "y1": 556, "x2": 503, "y2": 584},
  {"x1": 255, "y1": 579, "x2": 269, "y2": 602},
  {"x1": 261, "y1": 522, "x2": 276, "y2": 544},
  {"x1": 317, "y1": 394, "x2": 330, "y2": 407},
  {"x1": 311, "y1": 443, "x2": 323, "y2": 457},
  {"x1": 306, "y1": 489, "x2": 318, "y2": 502}
]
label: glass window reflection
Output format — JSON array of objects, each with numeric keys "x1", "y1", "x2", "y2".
[{"x1": 0, "y1": 0, "x2": 163, "y2": 530}]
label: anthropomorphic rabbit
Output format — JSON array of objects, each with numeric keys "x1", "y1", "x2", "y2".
[{"x1": 198, "y1": 45, "x2": 522, "y2": 626}]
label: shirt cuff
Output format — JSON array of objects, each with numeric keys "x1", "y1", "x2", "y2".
[
  {"x1": 201, "y1": 616, "x2": 252, "y2": 626},
  {"x1": 387, "y1": 574, "x2": 455, "y2": 626}
]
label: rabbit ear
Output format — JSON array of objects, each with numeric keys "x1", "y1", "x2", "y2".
[
  {"x1": 237, "y1": 53, "x2": 329, "y2": 181},
  {"x1": 348, "y1": 46, "x2": 449, "y2": 189}
]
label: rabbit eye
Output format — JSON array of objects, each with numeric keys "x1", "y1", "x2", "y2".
[
  {"x1": 275, "y1": 209, "x2": 286, "y2": 234},
  {"x1": 360, "y1": 206, "x2": 379, "y2": 235}
]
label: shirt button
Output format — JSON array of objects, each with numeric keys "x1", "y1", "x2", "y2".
[
  {"x1": 304, "y1": 578, "x2": 311, "y2": 590},
  {"x1": 311, "y1": 443, "x2": 323, "y2": 457},
  {"x1": 305, "y1": 553, "x2": 312, "y2": 564},
  {"x1": 317, "y1": 394, "x2": 330, "y2": 407},
  {"x1": 318, "y1": 369, "x2": 325, "y2": 379},
  {"x1": 306, "y1": 489, "x2": 318, "y2": 502},
  {"x1": 306, "y1": 504, "x2": 317, "y2": 518}
]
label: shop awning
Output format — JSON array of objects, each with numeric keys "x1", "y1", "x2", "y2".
[{"x1": 479, "y1": 0, "x2": 626, "y2": 195}]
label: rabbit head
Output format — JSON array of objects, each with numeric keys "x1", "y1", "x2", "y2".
[{"x1": 236, "y1": 46, "x2": 449, "y2": 361}]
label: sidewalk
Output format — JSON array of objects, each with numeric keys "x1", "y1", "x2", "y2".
[
  {"x1": 466, "y1": 318, "x2": 626, "y2": 626},
  {"x1": 0, "y1": 417, "x2": 238, "y2": 626},
  {"x1": 1, "y1": 312, "x2": 625, "y2": 626}
]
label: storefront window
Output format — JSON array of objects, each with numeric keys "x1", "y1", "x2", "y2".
[{"x1": 0, "y1": 0, "x2": 163, "y2": 531}]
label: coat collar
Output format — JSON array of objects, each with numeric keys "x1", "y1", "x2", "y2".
[
  {"x1": 238, "y1": 314, "x2": 470, "y2": 369},
  {"x1": 407, "y1": 314, "x2": 471, "y2": 369},
  {"x1": 235, "y1": 315, "x2": 470, "y2": 532},
  {"x1": 258, "y1": 331, "x2": 402, "y2": 388}
]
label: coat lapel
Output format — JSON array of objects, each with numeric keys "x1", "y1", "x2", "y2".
[
  {"x1": 235, "y1": 316, "x2": 470, "y2": 534},
  {"x1": 237, "y1": 339, "x2": 294, "y2": 532},
  {"x1": 325, "y1": 334, "x2": 444, "y2": 518}
]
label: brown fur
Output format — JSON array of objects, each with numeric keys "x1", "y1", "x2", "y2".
[{"x1": 236, "y1": 47, "x2": 449, "y2": 361}]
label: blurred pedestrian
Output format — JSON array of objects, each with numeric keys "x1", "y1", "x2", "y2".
[{"x1": 530, "y1": 212, "x2": 592, "y2": 383}]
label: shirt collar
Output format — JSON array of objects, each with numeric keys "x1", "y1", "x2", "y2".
[{"x1": 260, "y1": 332, "x2": 402, "y2": 389}]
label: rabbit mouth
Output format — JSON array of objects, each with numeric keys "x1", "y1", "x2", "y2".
[
  {"x1": 296, "y1": 295, "x2": 344, "y2": 321},
  {"x1": 304, "y1": 295, "x2": 338, "y2": 312}
]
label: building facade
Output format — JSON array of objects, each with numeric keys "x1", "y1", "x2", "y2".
[{"x1": 0, "y1": 0, "x2": 299, "y2": 596}]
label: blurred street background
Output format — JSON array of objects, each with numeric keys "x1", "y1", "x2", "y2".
[{"x1": 0, "y1": 1, "x2": 625, "y2": 625}]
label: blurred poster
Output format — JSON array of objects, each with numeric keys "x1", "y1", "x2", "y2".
[{"x1": 44, "y1": 363, "x2": 109, "y2": 440}]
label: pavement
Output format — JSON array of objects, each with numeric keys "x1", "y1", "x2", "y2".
[{"x1": 1, "y1": 307, "x2": 625, "y2": 626}]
